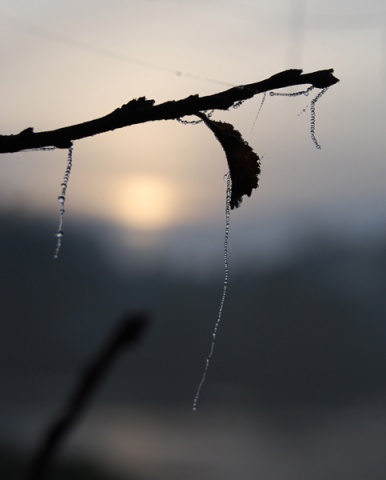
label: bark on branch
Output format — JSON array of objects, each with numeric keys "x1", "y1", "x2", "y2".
[{"x1": 0, "y1": 68, "x2": 338, "y2": 154}]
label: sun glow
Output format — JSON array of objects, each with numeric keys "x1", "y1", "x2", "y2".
[{"x1": 109, "y1": 175, "x2": 180, "y2": 230}]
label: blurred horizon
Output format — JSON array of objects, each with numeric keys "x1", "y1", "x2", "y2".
[
  {"x1": 1, "y1": 208, "x2": 386, "y2": 401},
  {"x1": 1, "y1": 210, "x2": 386, "y2": 479}
]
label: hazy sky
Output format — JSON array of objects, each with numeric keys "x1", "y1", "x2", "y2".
[{"x1": 0, "y1": 0, "x2": 385, "y2": 263}]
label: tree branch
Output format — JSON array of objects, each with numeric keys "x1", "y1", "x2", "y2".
[
  {"x1": 25, "y1": 312, "x2": 149, "y2": 480},
  {"x1": 0, "y1": 69, "x2": 339, "y2": 154}
]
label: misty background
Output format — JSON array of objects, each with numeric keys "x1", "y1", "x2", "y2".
[{"x1": 1, "y1": 0, "x2": 386, "y2": 479}]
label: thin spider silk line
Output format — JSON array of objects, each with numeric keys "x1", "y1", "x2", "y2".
[
  {"x1": 54, "y1": 145, "x2": 73, "y2": 259},
  {"x1": 193, "y1": 172, "x2": 231, "y2": 411}
]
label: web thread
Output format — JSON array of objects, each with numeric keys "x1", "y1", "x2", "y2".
[
  {"x1": 192, "y1": 172, "x2": 231, "y2": 411},
  {"x1": 54, "y1": 145, "x2": 73, "y2": 259}
]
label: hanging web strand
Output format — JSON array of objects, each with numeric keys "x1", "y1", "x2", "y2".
[
  {"x1": 269, "y1": 85, "x2": 315, "y2": 97},
  {"x1": 54, "y1": 145, "x2": 73, "y2": 259},
  {"x1": 310, "y1": 87, "x2": 329, "y2": 150},
  {"x1": 21, "y1": 147, "x2": 57, "y2": 152},
  {"x1": 177, "y1": 110, "x2": 214, "y2": 125},
  {"x1": 250, "y1": 92, "x2": 267, "y2": 134},
  {"x1": 193, "y1": 173, "x2": 231, "y2": 411},
  {"x1": 270, "y1": 85, "x2": 330, "y2": 149}
]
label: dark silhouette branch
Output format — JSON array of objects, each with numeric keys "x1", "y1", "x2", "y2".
[
  {"x1": 0, "y1": 69, "x2": 338, "y2": 154},
  {"x1": 25, "y1": 312, "x2": 149, "y2": 480}
]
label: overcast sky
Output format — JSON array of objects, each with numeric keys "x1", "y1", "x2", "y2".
[{"x1": 0, "y1": 0, "x2": 385, "y2": 265}]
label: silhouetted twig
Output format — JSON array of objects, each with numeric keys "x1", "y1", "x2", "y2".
[
  {"x1": 25, "y1": 312, "x2": 149, "y2": 480},
  {"x1": 0, "y1": 69, "x2": 339, "y2": 153}
]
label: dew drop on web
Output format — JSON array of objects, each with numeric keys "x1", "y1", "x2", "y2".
[
  {"x1": 269, "y1": 85, "x2": 314, "y2": 98},
  {"x1": 269, "y1": 85, "x2": 330, "y2": 149},
  {"x1": 309, "y1": 87, "x2": 329, "y2": 150},
  {"x1": 53, "y1": 145, "x2": 73, "y2": 259},
  {"x1": 192, "y1": 172, "x2": 231, "y2": 411}
]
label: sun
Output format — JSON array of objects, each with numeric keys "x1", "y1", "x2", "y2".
[{"x1": 109, "y1": 175, "x2": 180, "y2": 230}]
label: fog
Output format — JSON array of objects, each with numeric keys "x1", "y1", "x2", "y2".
[{"x1": 1, "y1": 212, "x2": 386, "y2": 479}]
